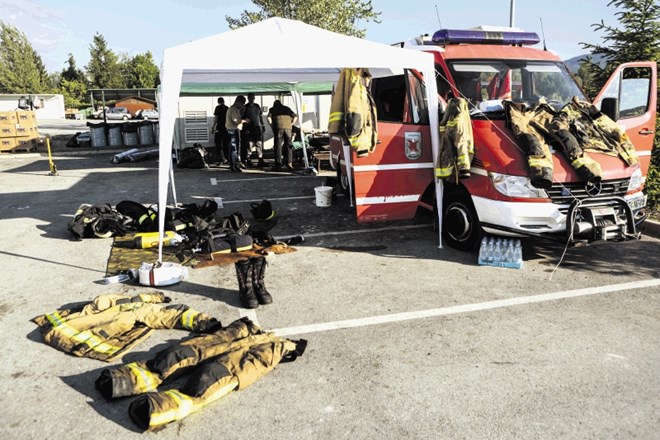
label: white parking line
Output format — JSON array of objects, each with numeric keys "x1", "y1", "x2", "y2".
[
  {"x1": 273, "y1": 278, "x2": 660, "y2": 337},
  {"x1": 212, "y1": 175, "x2": 310, "y2": 184}
]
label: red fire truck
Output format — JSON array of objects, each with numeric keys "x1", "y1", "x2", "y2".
[{"x1": 329, "y1": 27, "x2": 657, "y2": 250}]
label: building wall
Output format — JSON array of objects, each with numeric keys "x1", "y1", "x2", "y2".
[
  {"x1": 115, "y1": 97, "x2": 156, "y2": 117},
  {"x1": 0, "y1": 94, "x2": 65, "y2": 119}
]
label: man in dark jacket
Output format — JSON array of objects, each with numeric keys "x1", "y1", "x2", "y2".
[
  {"x1": 267, "y1": 100, "x2": 297, "y2": 171},
  {"x1": 242, "y1": 93, "x2": 266, "y2": 167},
  {"x1": 212, "y1": 97, "x2": 229, "y2": 164}
]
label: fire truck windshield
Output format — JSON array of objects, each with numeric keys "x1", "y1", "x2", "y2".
[{"x1": 444, "y1": 60, "x2": 586, "y2": 114}]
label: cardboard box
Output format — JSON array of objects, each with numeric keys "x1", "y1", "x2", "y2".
[
  {"x1": 0, "y1": 137, "x2": 17, "y2": 151},
  {"x1": 15, "y1": 110, "x2": 35, "y2": 124},
  {"x1": 0, "y1": 111, "x2": 17, "y2": 124},
  {"x1": 14, "y1": 136, "x2": 36, "y2": 150},
  {"x1": 0, "y1": 124, "x2": 16, "y2": 138},
  {"x1": 15, "y1": 124, "x2": 39, "y2": 139}
]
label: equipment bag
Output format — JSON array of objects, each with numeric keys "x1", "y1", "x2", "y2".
[{"x1": 177, "y1": 144, "x2": 208, "y2": 169}]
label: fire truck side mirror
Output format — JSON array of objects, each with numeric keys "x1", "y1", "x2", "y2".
[{"x1": 601, "y1": 97, "x2": 619, "y2": 122}]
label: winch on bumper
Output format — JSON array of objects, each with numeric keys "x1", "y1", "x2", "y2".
[{"x1": 566, "y1": 196, "x2": 641, "y2": 244}]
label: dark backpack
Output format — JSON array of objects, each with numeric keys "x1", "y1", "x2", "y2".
[{"x1": 177, "y1": 144, "x2": 208, "y2": 169}]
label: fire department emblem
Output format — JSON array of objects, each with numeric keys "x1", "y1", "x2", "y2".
[{"x1": 405, "y1": 132, "x2": 422, "y2": 160}]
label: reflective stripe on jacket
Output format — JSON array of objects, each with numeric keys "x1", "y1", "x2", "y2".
[
  {"x1": 328, "y1": 68, "x2": 378, "y2": 157},
  {"x1": 435, "y1": 98, "x2": 474, "y2": 182},
  {"x1": 32, "y1": 293, "x2": 221, "y2": 362}
]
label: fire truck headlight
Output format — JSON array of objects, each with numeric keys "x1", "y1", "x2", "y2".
[
  {"x1": 490, "y1": 172, "x2": 548, "y2": 198},
  {"x1": 627, "y1": 166, "x2": 643, "y2": 192}
]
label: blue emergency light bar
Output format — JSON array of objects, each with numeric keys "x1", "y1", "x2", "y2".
[{"x1": 432, "y1": 29, "x2": 541, "y2": 46}]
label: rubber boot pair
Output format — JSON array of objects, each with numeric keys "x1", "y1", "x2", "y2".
[{"x1": 234, "y1": 257, "x2": 273, "y2": 309}]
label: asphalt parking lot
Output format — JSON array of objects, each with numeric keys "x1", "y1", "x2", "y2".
[{"x1": 1, "y1": 146, "x2": 659, "y2": 439}]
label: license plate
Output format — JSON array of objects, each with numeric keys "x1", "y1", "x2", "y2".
[{"x1": 626, "y1": 194, "x2": 647, "y2": 210}]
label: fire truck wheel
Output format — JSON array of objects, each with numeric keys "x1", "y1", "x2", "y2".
[
  {"x1": 336, "y1": 164, "x2": 353, "y2": 196},
  {"x1": 442, "y1": 189, "x2": 482, "y2": 251}
]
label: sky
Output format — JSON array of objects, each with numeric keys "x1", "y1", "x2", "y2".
[{"x1": 0, "y1": 0, "x2": 620, "y2": 73}]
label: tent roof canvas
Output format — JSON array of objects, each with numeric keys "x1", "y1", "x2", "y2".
[{"x1": 157, "y1": 17, "x2": 442, "y2": 259}]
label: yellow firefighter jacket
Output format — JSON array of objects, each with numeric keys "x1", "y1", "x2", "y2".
[
  {"x1": 435, "y1": 98, "x2": 474, "y2": 182},
  {"x1": 96, "y1": 318, "x2": 306, "y2": 431},
  {"x1": 32, "y1": 292, "x2": 221, "y2": 362},
  {"x1": 562, "y1": 97, "x2": 638, "y2": 166},
  {"x1": 328, "y1": 68, "x2": 378, "y2": 157}
]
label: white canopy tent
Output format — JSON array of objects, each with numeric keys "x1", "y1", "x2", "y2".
[{"x1": 157, "y1": 17, "x2": 442, "y2": 261}]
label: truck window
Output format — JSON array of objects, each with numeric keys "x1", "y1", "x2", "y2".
[
  {"x1": 599, "y1": 66, "x2": 652, "y2": 119},
  {"x1": 448, "y1": 61, "x2": 585, "y2": 113},
  {"x1": 372, "y1": 75, "x2": 406, "y2": 122},
  {"x1": 407, "y1": 70, "x2": 429, "y2": 124}
]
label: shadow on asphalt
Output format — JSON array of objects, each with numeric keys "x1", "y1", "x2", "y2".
[{"x1": 3, "y1": 154, "x2": 659, "y2": 278}]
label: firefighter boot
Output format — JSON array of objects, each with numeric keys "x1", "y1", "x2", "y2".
[
  {"x1": 235, "y1": 259, "x2": 258, "y2": 309},
  {"x1": 250, "y1": 256, "x2": 273, "y2": 305}
]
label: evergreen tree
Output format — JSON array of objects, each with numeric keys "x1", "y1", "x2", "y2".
[
  {"x1": 62, "y1": 53, "x2": 85, "y2": 83},
  {"x1": 226, "y1": 0, "x2": 380, "y2": 38},
  {"x1": 86, "y1": 33, "x2": 125, "y2": 89},
  {"x1": 579, "y1": 0, "x2": 659, "y2": 98},
  {"x1": 0, "y1": 21, "x2": 51, "y2": 93}
]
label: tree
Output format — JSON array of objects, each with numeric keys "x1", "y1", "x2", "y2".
[
  {"x1": 124, "y1": 51, "x2": 160, "y2": 88},
  {"x1": 62, "y1": 53, "x2": 85, "y2": 83},
  {"x1": 579, "y1": 0, "x2": 659, "y2": 98},
  {"x1": 0, "y1": 21, "x2": 51, "y2": 94},
  {"x1": 580, "y1": 0, "x2": 660, "y2": 210},
  {"x1": 226, "y1": 0, "x2": 380, "y2": 38},
  {"x1": 86, "y1": 33, "x2": 125, "y2": 89}
]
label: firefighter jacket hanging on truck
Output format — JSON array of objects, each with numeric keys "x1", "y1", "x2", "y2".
[
  {"x1": 328, "y1": 68, "x2": 378, "y2": 157},
  {"x1": 95, "y1": 317, "x2": 307, "y2": 431},
  {"x1": 435, "y1": 97, "x2": 474, "y2": 182},
  {"x1": 32, "y1": 292, "x2": 222, "y2": 362}
]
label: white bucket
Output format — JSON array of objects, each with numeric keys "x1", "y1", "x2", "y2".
[
  {"x1": 314, "y1": 186, "x2": 333, "y2": 207},
  {"x1": 138, "y1": 262, "x2": 188, "y2": 287}
]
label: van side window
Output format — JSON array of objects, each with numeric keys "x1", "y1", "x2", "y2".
[
  {"x1": 600, "y1": 66, "x2": 652, "y2": 118},
  {"x1": 407, "y1": 70, "x2": 429, "y2": 124},
  {"x1": 372, "y1": 75, "x2": 406, "y2": 122}
]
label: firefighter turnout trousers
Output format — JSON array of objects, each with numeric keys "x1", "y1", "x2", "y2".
[
  {"x1": 96, "y1": 318, "x2": 306, "y2": 431},
  {"x1": 435, "y1": 98, "x2": 474, "y2": 182},
  {"x1": 328, "y1": 68, "x2": 378, "y2": 157},
  {"x1": 32, "y1": 293, "x2": 221, "y2": 362},
  {"x1": 504, "y1": 101, "x2": 556, "y2": 189}
]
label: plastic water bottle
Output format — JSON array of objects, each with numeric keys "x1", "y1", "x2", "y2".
[
  {"x1": 513, "y1": 240, "x2": 523, "y2": 267},
  {"x1": 486, "y1": 237, "x2": 495, "y2": 263},
  {"x1": 493, "y1": 238, "x2": 503, "y2": 263},
  {"x1": 478, "y1": 237, "x2": 488, "y2": 264},
  {"x1": 503, "y1": 239, "x2": 514, "y2": 263}
]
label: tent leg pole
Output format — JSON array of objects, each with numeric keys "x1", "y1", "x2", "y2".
[
  {"x1": 169, "y1": 159, "x2": 178, "y2": 206},
  {"x1": 343, "y1": 142, "x2": 354, "y2": 208}
]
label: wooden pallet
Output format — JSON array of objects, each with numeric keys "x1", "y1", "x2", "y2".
[{"x1": 0, "y1": 145, "x2": 37, "y2": 153}]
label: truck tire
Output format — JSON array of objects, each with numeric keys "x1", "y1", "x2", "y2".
[
  {"x1": 442, "y1": 188, "x2": 482, "y2": 251},
  {"x1": 336, "y1": 162, "x2": 353, "y2": 196}
]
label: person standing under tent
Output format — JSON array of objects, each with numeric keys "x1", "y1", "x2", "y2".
[
  {"x1": 242, "y1": 93, "x2": 266, "y2": 168},
  {"x1": 267, "y1": 100, "x2": 297, "y2": 171},
  {"x1": 226, "y1": 95, "x2": 247, "y2": 172},
  {"x1": 212, "y1": 97, "x2": 229, "y2": 164}
]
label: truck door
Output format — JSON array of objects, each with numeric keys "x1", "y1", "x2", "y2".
[
  {"x1": 593, "y1": 62, "x2": 657, "y2": 175},
  {"x1": 351, "y1": 71, "x2": 434, "y2": 222}
]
